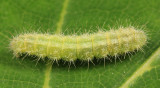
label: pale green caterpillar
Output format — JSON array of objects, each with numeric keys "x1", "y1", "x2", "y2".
[{"x1": 10, "y1": 27, "x2": 147, "y2": 61}]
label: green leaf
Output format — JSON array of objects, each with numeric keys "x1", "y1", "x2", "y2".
[{"x1": 0, "y1": 0, "x2": 160, "y2": 88}]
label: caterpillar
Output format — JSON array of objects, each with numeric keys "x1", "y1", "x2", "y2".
[{"x1": 10, "y1": 27, "x2": 147, "y2": 62}]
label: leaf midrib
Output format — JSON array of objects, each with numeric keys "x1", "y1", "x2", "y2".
[
  {"x1": 42, "y1": 0, "x2": 70, "y2": 88},
  {"x1": 119, "y1": 46, "x2": 160, "y2": 88}
]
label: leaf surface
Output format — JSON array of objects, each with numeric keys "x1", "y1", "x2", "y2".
[{"x1": 0, "y1": 0, "x2": 160, "y2": 88}]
